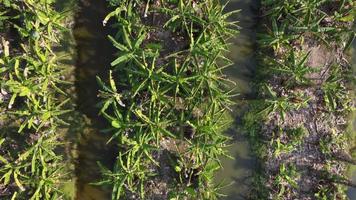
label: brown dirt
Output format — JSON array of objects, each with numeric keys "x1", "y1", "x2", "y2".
[{"x1": 257, "y1": 18, "x2": 354, "y2": 200}]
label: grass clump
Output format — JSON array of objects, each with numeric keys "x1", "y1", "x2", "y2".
[
  {"x1": 96, "y1": 0, "x2": 238, "y2": 199},
  {"x1": 0, "y1": 1, "x2": 75, "y2": 199},
  {"x1": 247, "y1": 0, "x2": 355, "y2": 199}
]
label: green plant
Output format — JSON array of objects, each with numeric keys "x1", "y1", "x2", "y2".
[
  {"x1": 269, "y1": 50, "x2": 314, "y2": 85},
  {"x1": 322, "y1": 65, "x2": 351, "y2": 112},
  {"x1": 258, "y1": 84, "x2": 309, "y2": 120},
  {"x1": 258, "y1": 17, "x2": 299, "y2": 50},
  {"x1": 262, "y1": 0, "x2": 354, "y2": 45},
  {"x1": 0, "y1": 1, "x2": 74, "y2": 199},
  {"x1": 97, "y1": 0, "x2": 237, "y2": 199},
  {"x1": 270, "y1": 127, "x2": 306, "y2": 158},
  {"x1": 273, "y1": 164, "x2": 299, "y2": 198}
]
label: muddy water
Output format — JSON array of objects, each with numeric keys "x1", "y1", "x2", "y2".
[
  {"x1": 214, "y1": 0, "x2": 260, "y2": 199},
  {"x1": 73, "y1": 0, "x2": 117, "y2": 199}
]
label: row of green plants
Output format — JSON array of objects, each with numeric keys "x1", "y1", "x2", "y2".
[
  {"x1": 95, "y1": 0, "x2": 238, "y2": 199},
  {"x1": 0, "y1": 0, "x2": 74, "y2": 199},
  {"x1": 247, "y1": 0, "x2": 355, "y2": 199}
]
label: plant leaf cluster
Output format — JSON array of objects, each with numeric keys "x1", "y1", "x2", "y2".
[
  {"x1": 96, "y1": 0, "x2": 237, "y2": 199},
  {"x1": 0, "y1": 1, "x2": 73, "y2": 199},
  {"x1": 259, "y1": 0, "x2": 355, "y2": 49}
]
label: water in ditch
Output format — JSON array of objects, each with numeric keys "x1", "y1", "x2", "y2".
[
  {"x1": 214, "y1": 0, "x2": 259, "y2": 199},
  {"x1": 346, "y1": 23, "x2": 356, "y2": 199},
  {"x1": 73, "y1": 0, "x2": 116, "y2": 199}
]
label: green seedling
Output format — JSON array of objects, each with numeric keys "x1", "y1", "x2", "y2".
[
  {"x1": 97, "y1": 0, "x2": 237, "y2": 199},
  {"x1": 258, "y1": 84, "x2": 309, "y2": 120},
  {"x1": 269, "y1": 50, "x2": 314, "y2": 85},
  {"x1": 273, "y1": 164, "x2": 299, "y2": 199},
  {"x1": 0, "y1": 1, "x2": 74, "y2": 199},
  {"x1": 258, "y1": 17, "x2": 299, "y2": 50},
  {"x1": 271, "y1": 127, "x2": 306, "y2": 158},
  {"x1": 322, "y1": 65, "x2": 350, "y2": 112}
]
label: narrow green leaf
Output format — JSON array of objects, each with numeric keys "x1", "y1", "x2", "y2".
[
  {"x1": 109, "y1": 70, "x2": 117, "y2": 92},
  {"x1": 108, "y1": 35, "x2": 129, "y2": 51},
  {"x1": 111, "y1": 53, "x2": 132, "y2": 66},
  {"x1": 111, "y1": 120, "x2": 121, "y2": 128},
  {"x1": 14, "y1": 170, "x2": 25, "y2": 191}
]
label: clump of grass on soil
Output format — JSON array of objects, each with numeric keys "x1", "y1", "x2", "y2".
[
  {"x1": 246, "y1": 0, "x2": 355, "y2": 199},
  {"x1": 0, "y1": 1, "x2": 75, "y2": 199},
  {"x1": 95, "y1": 0, "x2": 238, "y2": 199}
]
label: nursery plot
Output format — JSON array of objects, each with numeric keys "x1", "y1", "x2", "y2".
[
  {"x1": 1, "y1": 0, "x2": 355, "y2": 199},
  {"x1": 1, "y1": 0, "x2": 240, "y2": 199}
]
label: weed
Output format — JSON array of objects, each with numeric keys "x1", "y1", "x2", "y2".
[
  {"x1": 258, "y1": 84, "x2": 309, "y2": 120},
  {"x1": 258, "y1": 18, "x2": 299, "y2": 50},
  {"x1": 322, "y1": 64, "x2": 351, "y2": 112}
]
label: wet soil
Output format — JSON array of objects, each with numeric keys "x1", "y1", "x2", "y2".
[{"x1": 252, "y1": 3, "x2": 355, "y2": 199}]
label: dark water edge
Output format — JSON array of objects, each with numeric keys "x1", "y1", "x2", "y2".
[{"x1": 73, "y1": 0, "x2": 117, "y2": 199}]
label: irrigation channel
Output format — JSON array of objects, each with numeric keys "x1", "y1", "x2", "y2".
[
  {"x1": 214, "y1": 0, "x2": 259, "y2": 199},
  {"x1": 73, "y1": 0, "x2": 116, "y2": 199},
  {"x1": 346, "y1": 24, "x2": 356, "y2": 199},
  {"x1": 72, "y1": 0, "x2": 259, "y2": 199}
]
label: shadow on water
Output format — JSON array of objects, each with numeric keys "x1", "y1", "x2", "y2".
[
  {"x1": 73, "y1": 0, "x2": 117, "y2": 199},
  {"x1": 215, "y1": 0, "x2": 260, "y2": 200}
]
